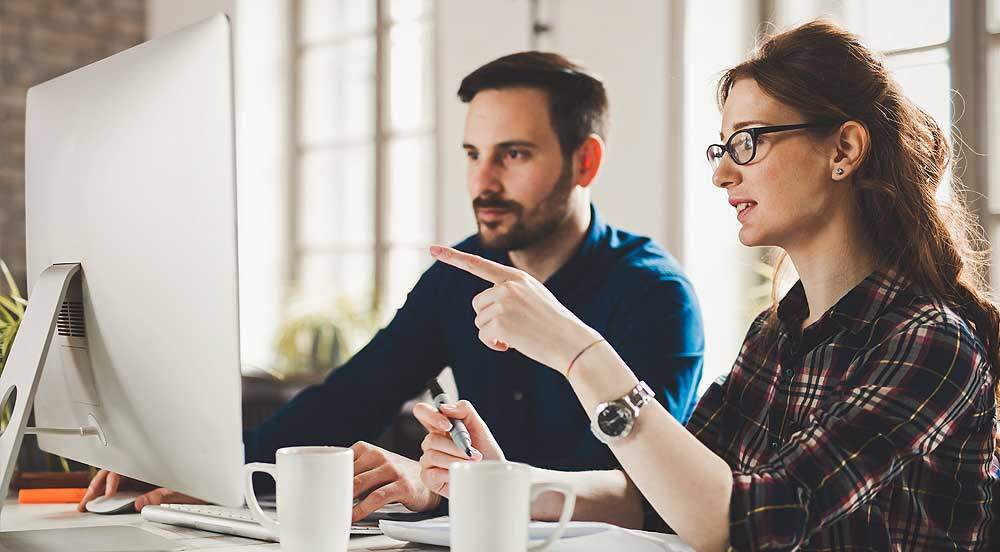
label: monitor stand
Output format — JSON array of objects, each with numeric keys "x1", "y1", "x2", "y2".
[
  {"x1": 0, "y1": 264, "x2": 201, "y2": 546},
  {"x1": 0, "y1": 264, "x2": 107, "y2": 524}
]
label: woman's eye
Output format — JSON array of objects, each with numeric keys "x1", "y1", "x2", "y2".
[{"x1": 466, "y1": 151, "x2": 478, "y2": 161}]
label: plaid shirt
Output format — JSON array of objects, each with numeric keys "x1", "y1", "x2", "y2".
[{"x1": 686, "y1": 269, "x2": 997, "y2": 550}]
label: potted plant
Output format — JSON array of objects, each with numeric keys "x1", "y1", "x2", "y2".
[
  {"x1": 271, "y1": 295, "x2": 379, "y2": 380},
  {"x1": 0, "y1": 259, "x2": 26, "y2": 398}
]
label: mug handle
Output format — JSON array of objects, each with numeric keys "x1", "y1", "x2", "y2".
[
  {"x1": 242, "y1": 462, "x2": 280, "y2": 537},
  {"x1": 527, "y1": 481, "x2": 576, "y2": 551}
]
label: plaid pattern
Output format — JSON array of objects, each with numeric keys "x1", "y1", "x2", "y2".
[{"x1": 686, "y1": 269, "x2": 997, "y2": 550}]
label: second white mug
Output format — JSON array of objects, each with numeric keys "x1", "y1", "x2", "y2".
[{"x1": 449, "y1": 461, "x2": 576, "y2": 552}]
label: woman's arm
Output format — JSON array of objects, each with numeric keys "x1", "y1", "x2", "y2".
[
  {"x1": 563, "y1": 335, "x2": 733, "y2": 551},
  {"x1": 426, "y1": 245, "x2": 733, "y2": 549}
]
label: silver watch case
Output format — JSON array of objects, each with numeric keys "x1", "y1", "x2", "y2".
[
  {"x1": 590, "y1": 381, "x2": 654, "y2": 444},
  {"x1": 590, "y1": 399, "x2": 638, "y2": 444}
]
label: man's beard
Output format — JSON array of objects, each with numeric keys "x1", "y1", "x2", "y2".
[{"x1": 474, "y1": 160, "x2": 575, "y2": 251}]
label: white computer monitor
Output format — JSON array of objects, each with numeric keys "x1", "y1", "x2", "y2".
[{"x1": 2, "y1": 14, "x2": 244, "y2": 511}]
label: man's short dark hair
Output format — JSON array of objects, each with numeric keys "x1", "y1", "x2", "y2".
[{"x1": 457, "y1": 52, "x2": 608, "y2": 158}]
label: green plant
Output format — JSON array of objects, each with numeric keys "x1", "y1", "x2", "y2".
[
  {"x1": 0, "y1": 258, "x2": 26, "y2": 375},
  {"x1": 269, "y1": 295, "x2": 380, "y2": 379},
  {"x1": 0, "y1": 259, "x2": 25, "y2": 456}
]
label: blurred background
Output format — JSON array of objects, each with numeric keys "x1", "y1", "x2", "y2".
[{"x1": 0, "y1": 0, "x2": 997, "y2": 467}]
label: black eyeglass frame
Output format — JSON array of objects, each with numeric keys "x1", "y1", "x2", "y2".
[{"x1": 706, "y1": 122, "x2": 835, "y2": 169}]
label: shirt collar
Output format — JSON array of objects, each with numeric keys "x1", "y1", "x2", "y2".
[
  {"x1": 545, "y1": 204, "x2": 607, "y2": 290},
  {"x1": 477, "y1": 204, "x2": 607, "y2": 290},
  {"x1": 777, "y1": 267, "x2": 911, "y2": 334}
]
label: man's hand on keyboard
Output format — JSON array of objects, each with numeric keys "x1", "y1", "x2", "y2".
[
  {"x1": 77, "y1": 469, "x2": 206, "y2": 512},
  {"x1": 350, "y1": 441, "x2": 442, "y2": 522}
]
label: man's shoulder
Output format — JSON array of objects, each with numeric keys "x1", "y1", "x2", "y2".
[{"x1": 601, "y1": 224, "x2": 691, "y2": 293}]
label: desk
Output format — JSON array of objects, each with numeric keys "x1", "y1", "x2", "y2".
[
  {"x1": 0, "y1": 500, "x2": 424, "y2": 551},
  {"x1": 0, "y1": 500, "x2": 690, "y2": 551}
]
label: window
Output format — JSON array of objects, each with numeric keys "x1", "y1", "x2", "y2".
[
  {"x1": 293, "y1": 0, "x2": 435, "y2": 324},
  {"x1": 683, "y1": 1, "x2": 762, "y2": 394},
  {"x1": 773, "y1": 0, "x2": 954, "y2": 200}
]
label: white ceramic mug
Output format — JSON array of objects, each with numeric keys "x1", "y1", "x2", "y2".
[
  {"x1": 243, "y1": 446, "x2": 353, "y2": 552},
  {"x1": 449, "y1": 461, "x2": 576, "y2": 552}
]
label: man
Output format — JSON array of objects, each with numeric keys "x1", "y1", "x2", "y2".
[{"x1": 79, "y1": 52, "x2": 704, "y2": 527}]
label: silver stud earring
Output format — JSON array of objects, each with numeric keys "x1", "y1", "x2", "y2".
[{"x1": 835, "y1": 167, "x2": 845, "y2": 176}]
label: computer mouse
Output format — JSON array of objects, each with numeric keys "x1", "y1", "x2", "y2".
[{"x1": 84, "y1": 491, "x2": 144, "y2": 515}]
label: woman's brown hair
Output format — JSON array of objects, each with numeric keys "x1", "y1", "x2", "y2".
[{"x1": 718, "y1": 20, "x2": 1000, "y2": 408}]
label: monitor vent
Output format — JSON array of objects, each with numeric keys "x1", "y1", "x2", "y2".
[{"x1": 57, "y1": 301, "x2": 86, "y2": 338}]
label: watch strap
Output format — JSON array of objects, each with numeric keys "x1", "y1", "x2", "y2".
[{"x1": 626, "y1": 381, "x2": 654, "y2": 410}]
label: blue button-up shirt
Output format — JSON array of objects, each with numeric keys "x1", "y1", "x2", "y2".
[{"x1": 244, "y1": 206, "x2": 704, "y2": 475}]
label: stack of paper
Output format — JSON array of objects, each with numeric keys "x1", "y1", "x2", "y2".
[{"x1": 379, "y1": 518, "x2": 694, "y2": 551}]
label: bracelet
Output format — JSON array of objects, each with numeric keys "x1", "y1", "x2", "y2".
[{"x1": 566, "y1": 338, "x2": 606, "y2": 377}]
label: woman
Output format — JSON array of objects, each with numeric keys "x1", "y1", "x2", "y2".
[{"x1": 414, "y1": 20, "x2": 997, "y2": 551}]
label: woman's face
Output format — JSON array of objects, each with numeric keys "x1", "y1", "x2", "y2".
[{"x1": 713, "y1": 78, "x2": 844, "y2": 249}]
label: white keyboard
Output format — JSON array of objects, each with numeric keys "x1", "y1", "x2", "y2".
[
  {"x1": 160, "y1": 504, "x2": 257, "y2": 522},
  {"x1": 141, "y1": 503, "x2": 383, "y2": 542}
]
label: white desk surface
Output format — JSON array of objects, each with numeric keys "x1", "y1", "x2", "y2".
[
  {"x1": 0, "y1": 499, "x2": 690, "y2": 551},
  {"x1": 0, "y1": 499, "x2": 426, "y2": 551}
]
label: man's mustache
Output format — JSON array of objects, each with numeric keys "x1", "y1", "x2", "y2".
[{"x1": 472, "y1": 197, "x2": 522, "y2": 211}]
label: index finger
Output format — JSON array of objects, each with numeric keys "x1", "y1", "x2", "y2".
[
  {"x1": 413, "y1": 402, "x2": 453, "y2": 433},
  {"x1": 78, "y1": 470, "x2": 110, "y2": 512},
  {"x1": 429, "y1": 245, "x2": 518, "y2": 285}
]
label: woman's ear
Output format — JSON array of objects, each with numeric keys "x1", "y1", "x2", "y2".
[
  {"x1": 830, "y1": 121, "x2": 868, "y2": 181},
  {"x1": 574, "y1": 134, "x2": 605, "y2": 188}
]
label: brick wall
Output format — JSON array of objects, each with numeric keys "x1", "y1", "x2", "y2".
[
  {"x1": 0, "y1": 0, "x2": 145, "y2": 293},
  {"x1": 1, "y1": 0, "x2": 145, "y2": 472}
]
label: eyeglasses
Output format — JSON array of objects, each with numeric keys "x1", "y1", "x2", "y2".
[{"x1": 706, "y1": 123, "x2": 833, "y2": 171}]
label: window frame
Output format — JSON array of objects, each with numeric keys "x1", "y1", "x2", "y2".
[{"x1": 289, "y1": 0, "x2": 436, "y2": 317}]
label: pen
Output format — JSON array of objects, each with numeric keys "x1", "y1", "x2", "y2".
[{"x1": 426, "y1": 378, "x2": 473, "y2": 458}]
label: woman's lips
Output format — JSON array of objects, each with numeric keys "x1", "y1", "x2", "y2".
[{"x1": 735, "y1": 201, "x2": 757, "y2": 222}]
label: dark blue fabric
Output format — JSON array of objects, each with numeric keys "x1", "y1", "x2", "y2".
[{"x1": 244, "y1": 205, "x2": 704, "y2": 477}]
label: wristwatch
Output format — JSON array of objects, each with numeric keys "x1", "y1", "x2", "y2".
[{"x1": 590, "y1": 381, "x2": 655, "y2": 444}]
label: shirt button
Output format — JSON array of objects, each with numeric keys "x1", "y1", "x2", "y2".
[
  {"x1": 783, "y1": 368, "x2": 794, "y2": 379},
  {"x1": 512, "y1": 391, "x2": 524, "y2": 401},
  {"x1": 769, "y1": 441, "x2": 779, "y2": 449}
]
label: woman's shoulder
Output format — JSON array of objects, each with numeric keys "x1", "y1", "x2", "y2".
[
  {"x1": 860, "y1": 287, "x2": 993, "y2": 385},
  {"x1": 876, "y1": 286, "x2": 982, "y2": 347}
]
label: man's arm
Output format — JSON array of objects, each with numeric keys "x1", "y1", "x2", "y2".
[
  {"x1": 244, "y1": 263, "x2": 451, "y2": 463},
  {"x1": 529, "y1": 468, "x2": 646, "y2": 529},
  {"x1": 80, "y1": 262, "x2": 458, "y2": 514}
]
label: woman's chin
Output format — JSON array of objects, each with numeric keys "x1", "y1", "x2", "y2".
[
  {"x1": 737, "y1": 227, "x2": 760, "y2": 247},
  {"x1": 737, "y1": 227, "x2": 774, "y2": 248}
]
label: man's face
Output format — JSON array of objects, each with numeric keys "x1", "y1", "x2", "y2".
[{"x1": 463, "y1": 87, "x2": 576, "y2": 251}]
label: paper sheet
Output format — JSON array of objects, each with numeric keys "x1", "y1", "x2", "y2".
[{"x1": 379, "y1": 518, "x2": 694, "y2": 551}]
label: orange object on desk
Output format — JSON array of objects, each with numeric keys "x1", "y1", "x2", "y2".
[{"x1": 18, "y1": 488, "x2": 88, "y2": 504}]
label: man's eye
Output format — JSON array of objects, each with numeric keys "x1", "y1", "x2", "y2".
[
  {"x1": 506, "y1": 150, "x2": 526, "y2": 160},
  {"x1": 466, "y1": 151, "x2": 478, "y2": 160}
]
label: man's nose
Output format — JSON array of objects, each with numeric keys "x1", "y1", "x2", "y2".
[{"x1": 471, "y1": 158, "x2": 503, "y2": 195}]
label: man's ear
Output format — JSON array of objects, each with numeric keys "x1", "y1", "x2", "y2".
[{"x1": 574, "y1": 134, "x2": 605, "y2": 188}]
